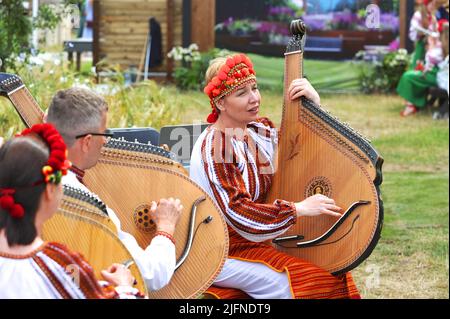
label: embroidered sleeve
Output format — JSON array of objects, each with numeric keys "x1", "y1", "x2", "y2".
[
  {"x1": 46, "y1": 242, "x2": 144, "y2": 299},
  {"x1": 201, "y1": 131, "x2": 296, "y2": 242},
  {"x1": 409, "y1": 11, "x2": 422, "y2": 42}
]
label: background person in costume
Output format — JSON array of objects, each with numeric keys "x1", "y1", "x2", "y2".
[
  {"x1": 397, "y1": 19, "x2": 448, "y2": 116},
  {"x1": 189, "y1": 53, "x2": 360, "y2": 299},
  {"x1": 409, "y1": 0, "x2": 437, "y2": 71},
  {"x1": 46, "y1": 87, "x2": 183, "y2": 292},
  {"x1": 0, "y1": 123, "x2": 143, "y2": 298},
  {"x1": 435, "y1": 0, "x2": 449, "y2": 22}
]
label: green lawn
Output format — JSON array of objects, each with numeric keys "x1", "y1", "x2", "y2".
[
  {"x1": 0, "y1": 53, "x2": 448, "y2": 298},
  {"x1": 248, "y1": 53, "x2": 360, "y2": 92}
]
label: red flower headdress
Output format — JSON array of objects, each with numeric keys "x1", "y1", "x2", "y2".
[
  {"x1": 438, "y1": 19, "x2": 448, "y2": 33},
  {"x1": 203, "y1": 53, "x2": 256, "y2": 123},
  {"x1": 0, "y1": 123, "x2": 71, "y2": 219}
]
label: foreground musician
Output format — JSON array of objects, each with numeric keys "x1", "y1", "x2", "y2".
[
  {"x1": 190, "y1": 54, "x2": 360, "y2": 299},
  {"x1": 0, "y1": 123, "x2": 144, "y2": 298},
  {"x1": 46, "y1": 87, "x2": 183, "y2": 291}
]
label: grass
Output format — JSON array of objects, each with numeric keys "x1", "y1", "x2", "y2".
[
  {"x1": 248, "y1": 53, "x2": 360, "y2": 92},
  {"x1": 0, "y1": 53, "x2": 448, "y2": 298},
  {"x1": 353, "y1": 171, "x2": 449, "y2": 298}
]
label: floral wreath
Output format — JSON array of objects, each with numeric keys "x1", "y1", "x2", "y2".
[
  {"x1": 438, "y1": 19, "x2": 448, "y2": 33},
  {"x1": 203, "y1": 53, "x2": 256, "y2": 123},
  {"x1": 0, "y1": 123, "x2": 71, "y2": 219}
]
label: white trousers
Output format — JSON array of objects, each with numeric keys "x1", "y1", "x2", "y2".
[{"x1": 213, "y1": 258, "x2": 293, "y2": 299}]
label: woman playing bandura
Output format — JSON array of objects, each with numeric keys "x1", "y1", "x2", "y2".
[{"x1": 190, "y1": 53, "x2": 360, "y2": 299}]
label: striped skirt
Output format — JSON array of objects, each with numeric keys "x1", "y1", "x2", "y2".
[{"x1": 205, "y1": 228, "x2": 361, "y2": 299}]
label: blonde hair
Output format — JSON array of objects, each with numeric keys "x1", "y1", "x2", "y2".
[
  {"x1": 419, "y1": 0, "x2": 436, "y2": 29},
  {"x1": 205, "y1": 56, "x2": 228, "y2": 85}
]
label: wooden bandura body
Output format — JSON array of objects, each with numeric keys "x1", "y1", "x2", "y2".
[
  {"x1": 83, "y1": 142, "x2": 229, "y2": 299},
  {"x1": 43, "y1": 185, "x2": 148, "y2": 295},
  {"x1": 0, "y1": 72, "x2": 229, "y2": 298},
  {"x1": 266, "y1": 20, "x2": 384, "y2": 275}
]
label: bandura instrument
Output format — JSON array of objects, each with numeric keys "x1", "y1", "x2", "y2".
[
  {"x1": 266, "y1": 20, "x2": 384, "y2": 275},
  {"x1": 43, "y1": 185, "x2": 148, "y2": 295},
  {"x1": 0, "y1": 72, "x2": 229, "y2": 298}
]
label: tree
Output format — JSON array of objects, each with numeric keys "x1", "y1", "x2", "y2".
[
  {"x1": 0, "y1": 0, "x2": 32, "y2": 71},
  {"x1": 0, "y1": 0, "x2": 82, "y2": 72}
]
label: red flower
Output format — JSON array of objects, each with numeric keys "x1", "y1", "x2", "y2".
[
  {"x1": 218, "y1": 71, "x2": 228, "y2": 81},
  {"x1": 222, "y1": 65, "x2": 231, "y2": 74},
  {"x1": 0, "y1": 195, "x2": 14, "y2": 210},
  {"x1": 438, "y1": 19, "x2": 448, "y2": 33},
  {"x1": 207, "y1": 111, "x2": 219, "y2": 123},
  {"x1": 211, "y1": 77, "x2": 221, "y2": 87},
  {"x1": 10, "y1": 204, "x2": 24, "y2": 219},
  {"x1": 226, "y1": 58, "x2": 235, "y2": 68}
]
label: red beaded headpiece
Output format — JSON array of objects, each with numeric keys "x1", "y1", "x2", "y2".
[
  {"x1": 0, "y1": 123, "x2": 71, "y2": 219},
  {"x1": 203, "y1": 53, "x2": 256, "y2": 123},
  {"x1": 438, "y1": 19, "x2": 448, "y2": 33}
]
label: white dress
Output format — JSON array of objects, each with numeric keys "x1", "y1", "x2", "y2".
[{"x1": 0, "y1": 241, "x2": 141, "y2": 299}]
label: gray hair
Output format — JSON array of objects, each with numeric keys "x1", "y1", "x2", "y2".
[{"x1": 46, "y1": 87, "x2": 108, "y2": 147}]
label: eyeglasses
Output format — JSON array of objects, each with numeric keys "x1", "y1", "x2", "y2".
[{"x1": 75, "y1": 129, "x2": 114, "y2": 142}]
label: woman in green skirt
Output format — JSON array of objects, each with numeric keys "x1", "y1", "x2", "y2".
[{"x1": 398, "y1": 21, "x2": 448, "y2": 116}]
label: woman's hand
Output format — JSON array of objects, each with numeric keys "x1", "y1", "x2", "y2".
[
  {"x1": 288, "y1": 78, "x2": 321, "y2": 105},
  {"x1": 295, "y1": 194, "x2": 342, "y2": 218},
  {"x1": 101, "y1": 263, "x2": 135, "y2": 286},
  {"x1": 150, "y1": 198, "x2": 183, "y2": 235},
  {"x1": 0, "y1": 137, "x2": 4, "y2": 148}
]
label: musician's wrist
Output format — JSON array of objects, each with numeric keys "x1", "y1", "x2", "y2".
[
  {"x1": 156, "y1": 225, "x2": 175, "y2": 236},
  {"x1": 294, "y1": 202, "x2": 304, "y2": 217}
]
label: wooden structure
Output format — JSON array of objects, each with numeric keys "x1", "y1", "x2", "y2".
[
  {"x1": 399, "y1": 0, "x2": 415, "y2": 52},
  {"x1": 93, "y1": 0, "x2": 215, "y2": 77}
]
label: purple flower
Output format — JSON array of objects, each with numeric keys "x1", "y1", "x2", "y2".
[
  {"x1": 301, "y1": 15, "x2": 328, "y2": 31},
  {"x1": 257, "y1": 21, "x2": 289, "y2": 35},
  {"x1": 388, "y1": 38, "x2": 400, "y2": 51},
  {"x1": 332, "y1": 10, "x2": 358, "y2": 25},
  {"x1": 380, "y1": 13, "x2": 399, "y2": 31},
  {"x1": 268, "y1": 6, "x2": 295, "y2": 16},
  {"x1": 223, "y1": 17, "x2": 233, "y2": 27}
]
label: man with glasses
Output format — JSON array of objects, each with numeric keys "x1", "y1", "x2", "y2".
[{"x1": 46, "y1": 87, "x2": 183, "y2": 292}]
